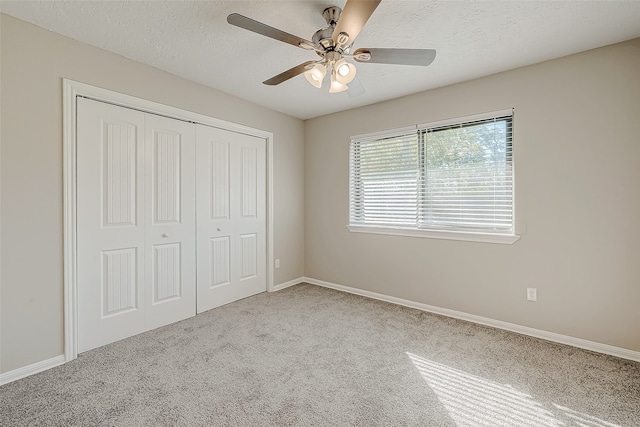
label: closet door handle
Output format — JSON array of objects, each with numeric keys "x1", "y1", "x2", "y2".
[
  {"x1": 161, "y1": 233, "x2": 169, "y2": 238},
  {"x1": 217, "y1": 228, "x2": 221, "y2": 232}
]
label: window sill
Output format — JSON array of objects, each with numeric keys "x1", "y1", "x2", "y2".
[{"x1": 346, "y1": 225, "x2": 520, "y2": 245}]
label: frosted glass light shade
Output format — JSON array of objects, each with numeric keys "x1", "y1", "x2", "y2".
[
  {"x1": 334, "y1": 59, "x2": 357, "y2": 84},
  {"x1": 329, "y1": 74, "x2": 348, "y2": 93},
  {"x1": 304, "y1": 64, "x2": 326, "y2": 88}
]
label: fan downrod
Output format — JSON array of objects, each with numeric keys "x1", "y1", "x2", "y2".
[
  {"x1": 322, "y1": 6, "x2": 342, "y2": 25},
  {"x1": 313, "y1": 7, "x2": 347, "y2": 52}
]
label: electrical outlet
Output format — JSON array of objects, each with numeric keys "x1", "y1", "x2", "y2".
[
  {"x1": 275, "y1": 259, "x2": 280, "y2": 269},
  {"x1": 527, "y1": 288, "x2": 537, "y2": 302}
]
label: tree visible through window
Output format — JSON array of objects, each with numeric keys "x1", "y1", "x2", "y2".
[{"x1": 349, "y1": 112, "x2": 514, "y2": 236}]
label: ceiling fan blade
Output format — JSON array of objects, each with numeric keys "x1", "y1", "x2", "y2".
[
  {"x1": 347, "y1": 75, "x2": 366, "y2": 98},
  {"x1": 353, "y1": 48, "x2": 437, "y2": 66},
  {"x1": 263, "y1": 61, "x2": 316, "y2": 86},
  {"x1": 227, "y1": 13, "x2": 317, "y2": 50},
  {"x1": 332, "y1": 0, "x2": 382, "y2": 47}
]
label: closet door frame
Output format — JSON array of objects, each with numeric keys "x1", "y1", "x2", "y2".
[{"x1": 62, "y1": 79, "x2": 274, "y2": 362}]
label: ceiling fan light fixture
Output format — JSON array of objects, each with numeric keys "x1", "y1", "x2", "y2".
[
  {"x1": 304, "y1": 63, "x2": 327, "y2": 88},
  {"x1": 329, "y1": 73, "x2": 349, "y2": 93},
  {"x1": 334, "y1": 59, "x2": 357, "y2": 84},
  {"x1": 229, "y1": 1, "x2": 437, "y2": 97}
]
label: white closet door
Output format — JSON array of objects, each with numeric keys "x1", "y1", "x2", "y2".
[
  {"x1": 196, "y1": 125, "x2": 266, "y2": 313},
  {"x1": 143, "y1": 113, "x2": 196, "y2": 330},
  {"x1": 77, "y1": 98, "x2": 196, "y2": 352}
]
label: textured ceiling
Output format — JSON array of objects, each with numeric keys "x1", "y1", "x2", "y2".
[{"x1": 2, "y1": 1, "x2": 640, "y2": 119}]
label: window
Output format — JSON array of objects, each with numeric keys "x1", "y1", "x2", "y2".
[{"x1": 348, "y1": 110, "x2": 517, "y2": 244}]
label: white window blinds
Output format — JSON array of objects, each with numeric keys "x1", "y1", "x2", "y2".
[
  {"x1": 349, "y1": 112, "x2": 514, "y2": 236},
  {"x1": 349, "y1": 132, "x2": 419, "y2": 227}
]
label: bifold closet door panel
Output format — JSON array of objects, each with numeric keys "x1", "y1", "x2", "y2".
[
  {"x1": 195, "y1": 125, "x2": 267, "y2": 313},
  {"x1": 77, "y1": 98, "x2": 147, "y2": 352},
  {"x1": 143, "y1": 113, "x2": 196, "y2": 331},
  {"x1": 77, "y1": 98, "x2": 197, "y2": 352}
]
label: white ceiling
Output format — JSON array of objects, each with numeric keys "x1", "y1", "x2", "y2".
[{"x1": 2, "y1": 1, "x2": 640, "y2": 120}]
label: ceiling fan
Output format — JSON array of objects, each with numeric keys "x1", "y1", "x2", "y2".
[{"x1": 227, "y1": 0, "x2": 436, "y2": 93}]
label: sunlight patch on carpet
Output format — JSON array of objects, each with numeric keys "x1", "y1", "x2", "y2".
[
  {"x1": 552, "y1": 404, "x2": 620, "y2": 427},
  {"x1": 407, "y1": 352, "x2": 561, "y2": 427}
]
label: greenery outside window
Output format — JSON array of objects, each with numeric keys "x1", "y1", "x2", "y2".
[{"x1": 348, "y1": 109, "x2": 518, "y2": 244}]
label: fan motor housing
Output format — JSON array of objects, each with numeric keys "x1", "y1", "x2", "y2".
[
  {"x1": 313, "y1": 6, "x2": 352, "y2": 53},
  {"x1": 312, "y1": 27, "x2": 335, "y2": 50}
]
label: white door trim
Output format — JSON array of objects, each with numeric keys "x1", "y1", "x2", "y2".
[{"x1": 63, "y1": 78, "x2": 275, "y2": 362}]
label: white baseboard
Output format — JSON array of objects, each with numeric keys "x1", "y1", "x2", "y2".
[
  {"x1": 4, "y1": 277, "x2": 637, "y2": 385},
  {"x1": 303, "y1": 276, "x2": 640, "y2": 363},
  {"x1": 271, "y1": 276, "x2": 304, "y2": 292},
  {"x1": 0, "y1": 354, "x2": 66, "y2": 386},
  {"x1": 2, "y1": 278, "x2": 305, "y2": 385}
]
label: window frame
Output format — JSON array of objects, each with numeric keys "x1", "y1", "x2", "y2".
[{"x1": 347, "y1": 109, "x2": 519, "y2": 245}]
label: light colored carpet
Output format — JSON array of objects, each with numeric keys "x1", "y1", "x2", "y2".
[{"x1": 1, "y1": 283, "x2": 639, "y2": 426}]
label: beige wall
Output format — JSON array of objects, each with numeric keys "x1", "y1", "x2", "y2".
[
  {"x1": 2, "y1": 12, "x2": 638, "y2": 375},
  {"x1": 305, "y1": 39, "x2": 640, "y2": 352},
  {"x1": 0, "y1": 14, "x2": 305, "y2": 373}
]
